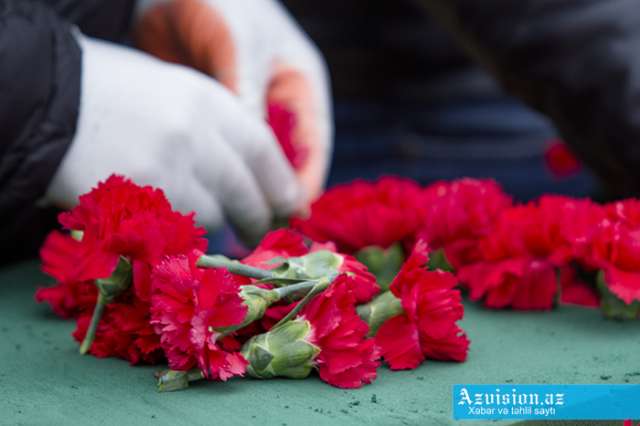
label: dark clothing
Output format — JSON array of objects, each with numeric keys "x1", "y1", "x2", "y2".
[
  {"x1": 284, "y1": 0, "x2": 640, "y2": 199},
  {"x1": 2, "y1": 0, "x2": 640, "y2": 260},
  {"x1": 281, "y1": 2, "x2": 572, "y2": 196},
  {"x1": 418, "y1": 0, "x2": 640, "y2": 198},
  {"x1": 0, "y1": 0, "x2": 136, "y2": 261},
  {"x1": 1, "y1": 1, "x2": 79, "y2": 261},
  {"x1": 282, "y1": 0, "x2": 489, "y2": 103}
]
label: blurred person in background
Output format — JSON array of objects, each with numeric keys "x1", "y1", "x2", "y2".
[
  {"x1": 0, "y1": 0, "x2": 331, "y2": 261},
  {"x1": 2, "y1": 0, "x2": 640, "y2": 261}
]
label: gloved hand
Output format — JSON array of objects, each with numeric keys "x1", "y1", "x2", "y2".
[
  {"x1": 134, "y1": 0, "x2": 332, "y2": 202},
  {"x1": 46, "y1": 34, "x2": 302, "y2": 244}
]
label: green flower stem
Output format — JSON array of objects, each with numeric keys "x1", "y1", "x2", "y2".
[
  {"x1": 155, "y1": 369, "x2": 204, "y2": 392},
  {"x1": 272, "y1": 274, "x2": 335, "y2": 329},
  {"x1": 272, "y1": 280, "x2": 323, "y2": 300},
  {"x1": 80, "y1": 257, "x2": 132, "y2": 355},
  {"x1": 197, "y1": 255, "x2": 275, "y2": 280},
  {"x1": 217, "y1": 280, "x2": 327, "y2": 339},
  {"x1": 79, "y1": 292, "x2": 107, "y2": 355},
  {"x1": 357, "y1": 291, "x2": 403, "y2": 336}
]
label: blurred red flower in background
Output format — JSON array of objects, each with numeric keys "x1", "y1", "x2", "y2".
[
  {"x1": 291, "y1": 177, "x2": 424, "y2": 253},
  {"x1": 544, "y1": 139, "x2": 581, "y2": 178}
]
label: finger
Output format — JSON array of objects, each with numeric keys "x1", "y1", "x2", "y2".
[
  {"x1": 267, "y1": 67, "x2": 332, "y2": 202},
  {"x1": 194, "y1": 134, "x2": 272, "y2": 245},
  {"x1": 202, "y1": 83, "x2": 304, "y2": 218},
  {"x1": 181, "y1": 179, "x2": 225, "y2": 230},
  {"x1": 134, "y1": 0, "x2": 238, "y2": 91},
  {"x1": 223, "y1": 112, "x2": 304, "y2": 218},
  {"x1": 133, "y1": 1, "x2": 187, "y2": 65}
]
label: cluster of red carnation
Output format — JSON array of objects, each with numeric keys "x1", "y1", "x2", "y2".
[
  {"x1": 37, "y1": 173, "x2": 637, "y2": 392},
  {"x1": 293, "y1": 176, "x2": 640, "y2": 317},
  {"x1": 36, "y1": 175, "x2": 208, "y2": 364},
  {"x1": 37, "y1": 175, "x2": 470, "y2": 390}
]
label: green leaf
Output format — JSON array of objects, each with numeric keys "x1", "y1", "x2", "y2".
[
  {"x1": 597, "y1": 270, "x2": 640, "y2": 320},
  {"x1": 355, "y1": 243, "x2": 405, "y2": 291},
  {"x1": 427, "y1": 248, "x2": 454, "y2": 272}
]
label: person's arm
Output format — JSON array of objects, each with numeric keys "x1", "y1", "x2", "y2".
[
  {"x1": 0, "y1": 0, "x2": 81, "y2": 259},
  {"x1": 417, "y1": 0, "x2": 640, "y2": 196},
  {"x1": 0, "y1": 0, "x2": 304, "y2": 262},
  {"x1": 134, "y1": 0, "x2": 333, "y2": 202}
]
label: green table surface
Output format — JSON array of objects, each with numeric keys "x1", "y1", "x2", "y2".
[{"x1": 1, "y1": 261, "x2": 639, "y2": 426}]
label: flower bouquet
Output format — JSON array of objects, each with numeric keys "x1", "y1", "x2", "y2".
[{"x1": 35, "y1": 171, "x2": 640, "y2": 392}]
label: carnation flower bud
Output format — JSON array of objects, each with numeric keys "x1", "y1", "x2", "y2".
[{"x1": 242, "y1": 319, "x2": 320, "y2": 380}]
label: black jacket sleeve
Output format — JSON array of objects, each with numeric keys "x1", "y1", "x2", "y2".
[
  {"x1": 0, "y1": 0, "x2": 81, "y2": 260},
  {"x1": 418, "y1": 0, "x2": 640, "y2": 197}
]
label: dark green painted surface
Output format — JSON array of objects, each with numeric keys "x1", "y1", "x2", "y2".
[{"x1": 1, "y1": 261, "x2": 638, "y2": 426}]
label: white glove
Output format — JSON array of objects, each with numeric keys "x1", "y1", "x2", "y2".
[
  {"x1": 135, "y1": 0, "x2": 333, "y2": 201},
  {"x1": 46, "y1": 35, "x2": 302, "y2": 244}
]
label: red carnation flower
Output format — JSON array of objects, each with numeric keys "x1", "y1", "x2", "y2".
[
  {"x1": 459, "y1": 258, "x2": 558, "y2": 310},
  {"x1": 606, "y1": 199, "x2": 640, "y2": 228},
  {"x1": 151, "y1": 255, "x2": 249, "y2": 380},
  {"x1": 524, "y1": 196, "x2": 605, "y2": 265},
  {"x1": 73, "y1": 301, "x2": 163, "y2": 364},
  {"x1": 267, "y1": 101, "x2": 307, "y2": 170},
  {"x1": 581, "y1": 199, "x2": 640, "y2": 306},
  {"x1": 56, "y1": 175, "x2": 207, "y2": 300},
  {"x1": 35, "y1": 232, "x2": 97, "y2": 317},
  {"x1": 243, "y1": 229, "x2": 379, "y2": 305},
  {"x1": 558, "y1": 266, "x2": 599, "y2": 308},
  {"x1": 309, "y1": 240, "x2": 380, "y2": 304},
  {"x1": 544, "y1": 139, "x2": 581, "y2": 178},
  {"x1": 586, "y1": 220, "x2": 640, "y2": 305},
  {"x1": 36, "y1": 175, "x2": 207, "y2": 364},
  {"x1": 241, "y1": 228, "x2": 310, "y2": 267},
  {"x1": 458, "y1": 197, "x2": 605, "y2": 310},
  {"x1": 243, "y1": 279, "x2": 380, "y2": 389},
  {"x1": 291, "y1": 177, "x2": 424, "y2": 253},
  {"x1": 371, "y1": 241, "x2": 469, "y2": 369},
  {"x1": 419, "y1": 178, "x2": 511, "y2": 269},
  {"x1": 301, "y1": 281, "x2": 380, "y2": 388},
  {"x1": 456, "y1": 204, "x2": 558, "y2": 310}
]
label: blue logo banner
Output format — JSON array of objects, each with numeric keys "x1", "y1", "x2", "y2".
[{"x1": 453, "y1": 384, "x2": 640, "y2": 420}]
